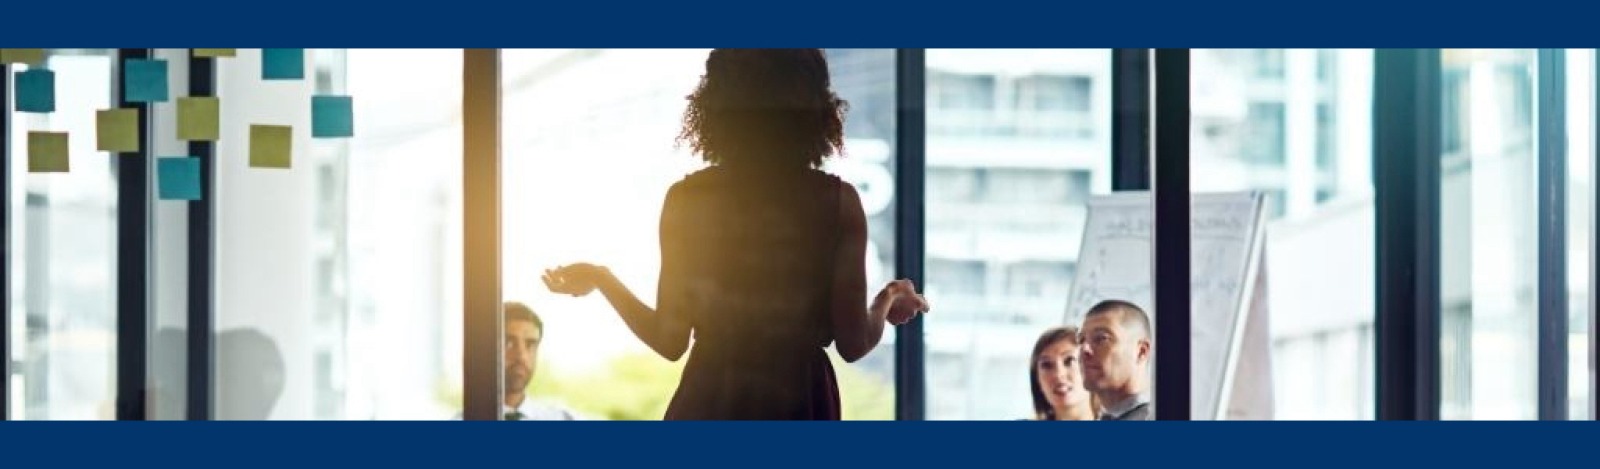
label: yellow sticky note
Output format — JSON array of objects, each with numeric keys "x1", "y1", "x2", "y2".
[
  {"x1": 97, "y1": 109, "x2": 140, "y2": 153},
  {"x1": 249, "y1": 125, "x2": 292, "y2": 169},
  {"x1": 178, "y1": 97, "x2": 220, "y2": 141},
  {"x1": 194, "y1": 48, "x2": 236, "y2": 58},
  {"x1": 28, "y1": 131, "x2": 69, "y2": 173},
  {"x1": 1, "y1": 48, "x2": 46, "y2": 65}
]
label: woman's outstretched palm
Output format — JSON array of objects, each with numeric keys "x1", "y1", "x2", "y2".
[{"x1": 542, "y1": 263, "x2": 607, "y2": 297}]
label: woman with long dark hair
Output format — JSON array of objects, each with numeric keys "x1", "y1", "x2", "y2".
[{"x1": 542, "y1": 49, "x2": 928, "y2": 420}]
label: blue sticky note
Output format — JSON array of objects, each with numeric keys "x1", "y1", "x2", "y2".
[
  {"x1": 157, "y1": 157, "x2": 203, "y2": 201},
  {"x1": 312, "y1": 95, "x2": 353, "y2": 138},
  {"x1": 16, "y1": 68, "x2": 55, "y2": 113},
  {"x1": 124, "y1": 58, "x2": 169, "y2": 103},
  {"x1": 262, "y1": 48, "x2": 304, "y2": 80}
]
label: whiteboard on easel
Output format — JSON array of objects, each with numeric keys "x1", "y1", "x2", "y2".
[{"x1": 1063, "y1": 191, "x2": 1267, "y2": 420}]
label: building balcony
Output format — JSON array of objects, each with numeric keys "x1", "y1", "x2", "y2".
[{"x1": 929, "y1": 109, "x2": 1096, "y2": 141}]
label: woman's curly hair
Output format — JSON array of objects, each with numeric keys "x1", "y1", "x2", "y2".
[{"x1": 677, "y1": 49, "x2": 849, "y2": 169}]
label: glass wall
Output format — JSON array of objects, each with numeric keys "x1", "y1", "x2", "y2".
[
  {"x1": 1191, "y1": 49, "x2": 1375, "y2": 420},
  {"x1": 1563, "y1": 48, "x2": 1593, "y2": 420},
  {"x1": 922, "y1": 49, "x2": 1111, "y2": 420},
  {"x1": 210, "y1": 49, "x2": 462, "y2": 419},
  {"x1": 1438, "y1": 49, "x2": 1539, "y2": 420},
  {"x1": 6, "y1": 49, "x2": 118, "y2": 420},
  {"x1": 333, "y1": 49, "x2": 464, "y2": 419}
]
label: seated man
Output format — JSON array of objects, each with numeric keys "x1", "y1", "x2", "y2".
[
  {"x1": 1078, "y1": 299, "x2": 1154, "y2": 421},
  {"x1": 501, "y1": 302, "x2": 580, "y2": 420}
]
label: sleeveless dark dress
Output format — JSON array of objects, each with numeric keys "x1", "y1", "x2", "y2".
[{"x1": 659, "y1": 166, "x2": 845, "y2": 420}]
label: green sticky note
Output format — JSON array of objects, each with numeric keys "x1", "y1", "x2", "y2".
[
  {"x1": 311, "y1": 95, "x2": 353, "y2": 138},
  {"x1": 124, "y1": 58, "x2": 169, "y2": 103},
  {"x1": 157, "y1": 157, "x2": 203, "y2": 200},
  {"x1": 261, "y1": 48, "x2": 304, "y2": 80},
  {"x1": 16, "y1": 68, "x2": 55, "y2": 113},
  {"x1": 28, "y1": 131, "x2": 69, "y2": 173},
  {"x1": 194, "y1": 48, "x2": 236, "y2": 58},
  {"x1": 97, "y1": 109, "x2": 140, "y2": 153},
  {"x1": 249, "y1": 124, "x2": 292, "y2": 169},
  {"x1": 1, "y1": 48, "x2": 46, "y2": 65},
  {"x1": 178, "y1": 97, "x2": 220, "y2": 141}
]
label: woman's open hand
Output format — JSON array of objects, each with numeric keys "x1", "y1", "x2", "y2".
[{"x1": 542, "y1": 263, "x2": 610, "y2": 297}]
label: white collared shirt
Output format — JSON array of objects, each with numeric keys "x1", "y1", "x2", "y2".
[
  {"x1": 450, "y1": 399, "x2": 582, "y2": 420},
  {"x1": 503, "y1": 400, "x2": 581, "y2": 420}
]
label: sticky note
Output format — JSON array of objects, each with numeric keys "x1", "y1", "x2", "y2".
[
  {"x1": 157, "y1": 157, "x2": 203, "y2": 200},
  {"x1": 194, "y1": 49, "x2": 236, "y2": 58},
  {"x1": 261, "y1": 49, "x2": 304, "y2": 80},
  {"x1": 16, "y1": 68, "x2": 55, "y2": 113},
  {"x1": 124, "y1": 58, "x2": 169, "y2": 103},
  {"x1": 250, "y1": 125, "x2": 292, "y2": 168},
  {"x1": 311, "y1": 95, "x2": 353, "y2": 138},
  {"x1": 28, "y1": 131, "x2": 69, "y2": 173},
  {"x1": 1, "y1": 49, "x2": 46, "y2": 65},
  {"x1": 178, "y1": 97, "x2": 220, "y2": 141},
  {"x1": 97, "y1": 109, "x2": 140, "y2": 153}
]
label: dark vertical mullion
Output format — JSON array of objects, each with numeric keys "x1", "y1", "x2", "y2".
[
  {"x1": 1374, "y1": 49, "x2": 1442, "y2": 421},
  {"x1": 1151, "y1": 49, "x2": 1191, "y2": 420},
  {"x1": 1112, "y1": 49, "x2": 1151, "y2": 192},
  {"x1": 114, "y1": 48, "x2": 151, "y2": 421},
  {"x1": 186, "y1": 50, "x2": 216, "y2": 420},
  {"x1": 1535, "y1": 48, "x2": 1569, "y2": 421},
  {"x1": 462, "y1": 49, "x2": 502, "y2": 421},
  {"x1": 1, "y1": 63, "x2": 10, "y2": 420},
  {"x1": 893, "y1": 48, "x2": 927, "y2": 421}
]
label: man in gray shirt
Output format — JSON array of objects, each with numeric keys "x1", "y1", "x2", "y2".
[{"x1": 1078, "y1": 300, "x2": 1153, "y2": 421}]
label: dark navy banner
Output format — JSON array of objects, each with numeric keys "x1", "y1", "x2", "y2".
[
  {"x1": 0, "y1": 0, "x2": 1594, "y2": 47},
  {"x1": 0, "y1": 422, "x2": 1590, "y2": 467}
]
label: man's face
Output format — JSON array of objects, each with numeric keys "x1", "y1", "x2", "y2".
[
  {"x1": 504, "y1": 319, "x2": 541, "y2": 394},
  {"x1": 1078, "y1": 310, "x2": 1147, "y2": 395}
]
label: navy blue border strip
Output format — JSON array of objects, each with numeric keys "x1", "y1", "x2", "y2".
[
  {"x1": 1535, "y1": 48, "x2": 1568, "y2": 420},
  {"x1": 5, "y1": 421, "x2": 1600, "y2": 467},
  {"x1": 1374, "y1": 49, "x2": 1442, "y2": 420},
  {"x1": 5, "y1": 3, "x2": 1600, "y2": 48},
  {"x1": 186, "y1": 49, "x2": 216, "y2": 420},
  {"x1": 114, "y1": 48, "x2": 151, "y2": 421},
  {"x1": 1151, "y1": 49, "x2": 1190, "y2": 420},
  {"x1": 892, "y1": 48, "x2": 926, "y2": 421}
]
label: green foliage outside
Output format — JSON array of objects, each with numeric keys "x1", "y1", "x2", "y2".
[{"x1": 443, "y1": 350, "x2": 895, "y2": 420}]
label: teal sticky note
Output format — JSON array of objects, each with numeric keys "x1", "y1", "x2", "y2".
[
  {"x1": 311, "y1": 95, "x2": 353, "y2": 138},
  {"x1": 157, "y1": 157, "x2": 202, "y2": 201},
  {"x1": 262, "y1": 48, "x2": 304, "y2": 80},
  {"x1": 16, "y1": 68, "x2": 55, "y2": 113},
  {"x1": 124, "y1": 58, "x2": 169, "y2": 103}
]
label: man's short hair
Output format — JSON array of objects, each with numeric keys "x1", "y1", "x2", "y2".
[
  {"x1": 1085, "y1": 300, "x2": 1150, "y2": 340},
  {"x1": 504, "y1": 302, "x2": 543, "y2": 334}
]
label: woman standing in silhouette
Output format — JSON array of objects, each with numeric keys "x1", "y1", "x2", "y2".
[{"x1": 542, "y1": 49, "x2": 926, "y2": 420}]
